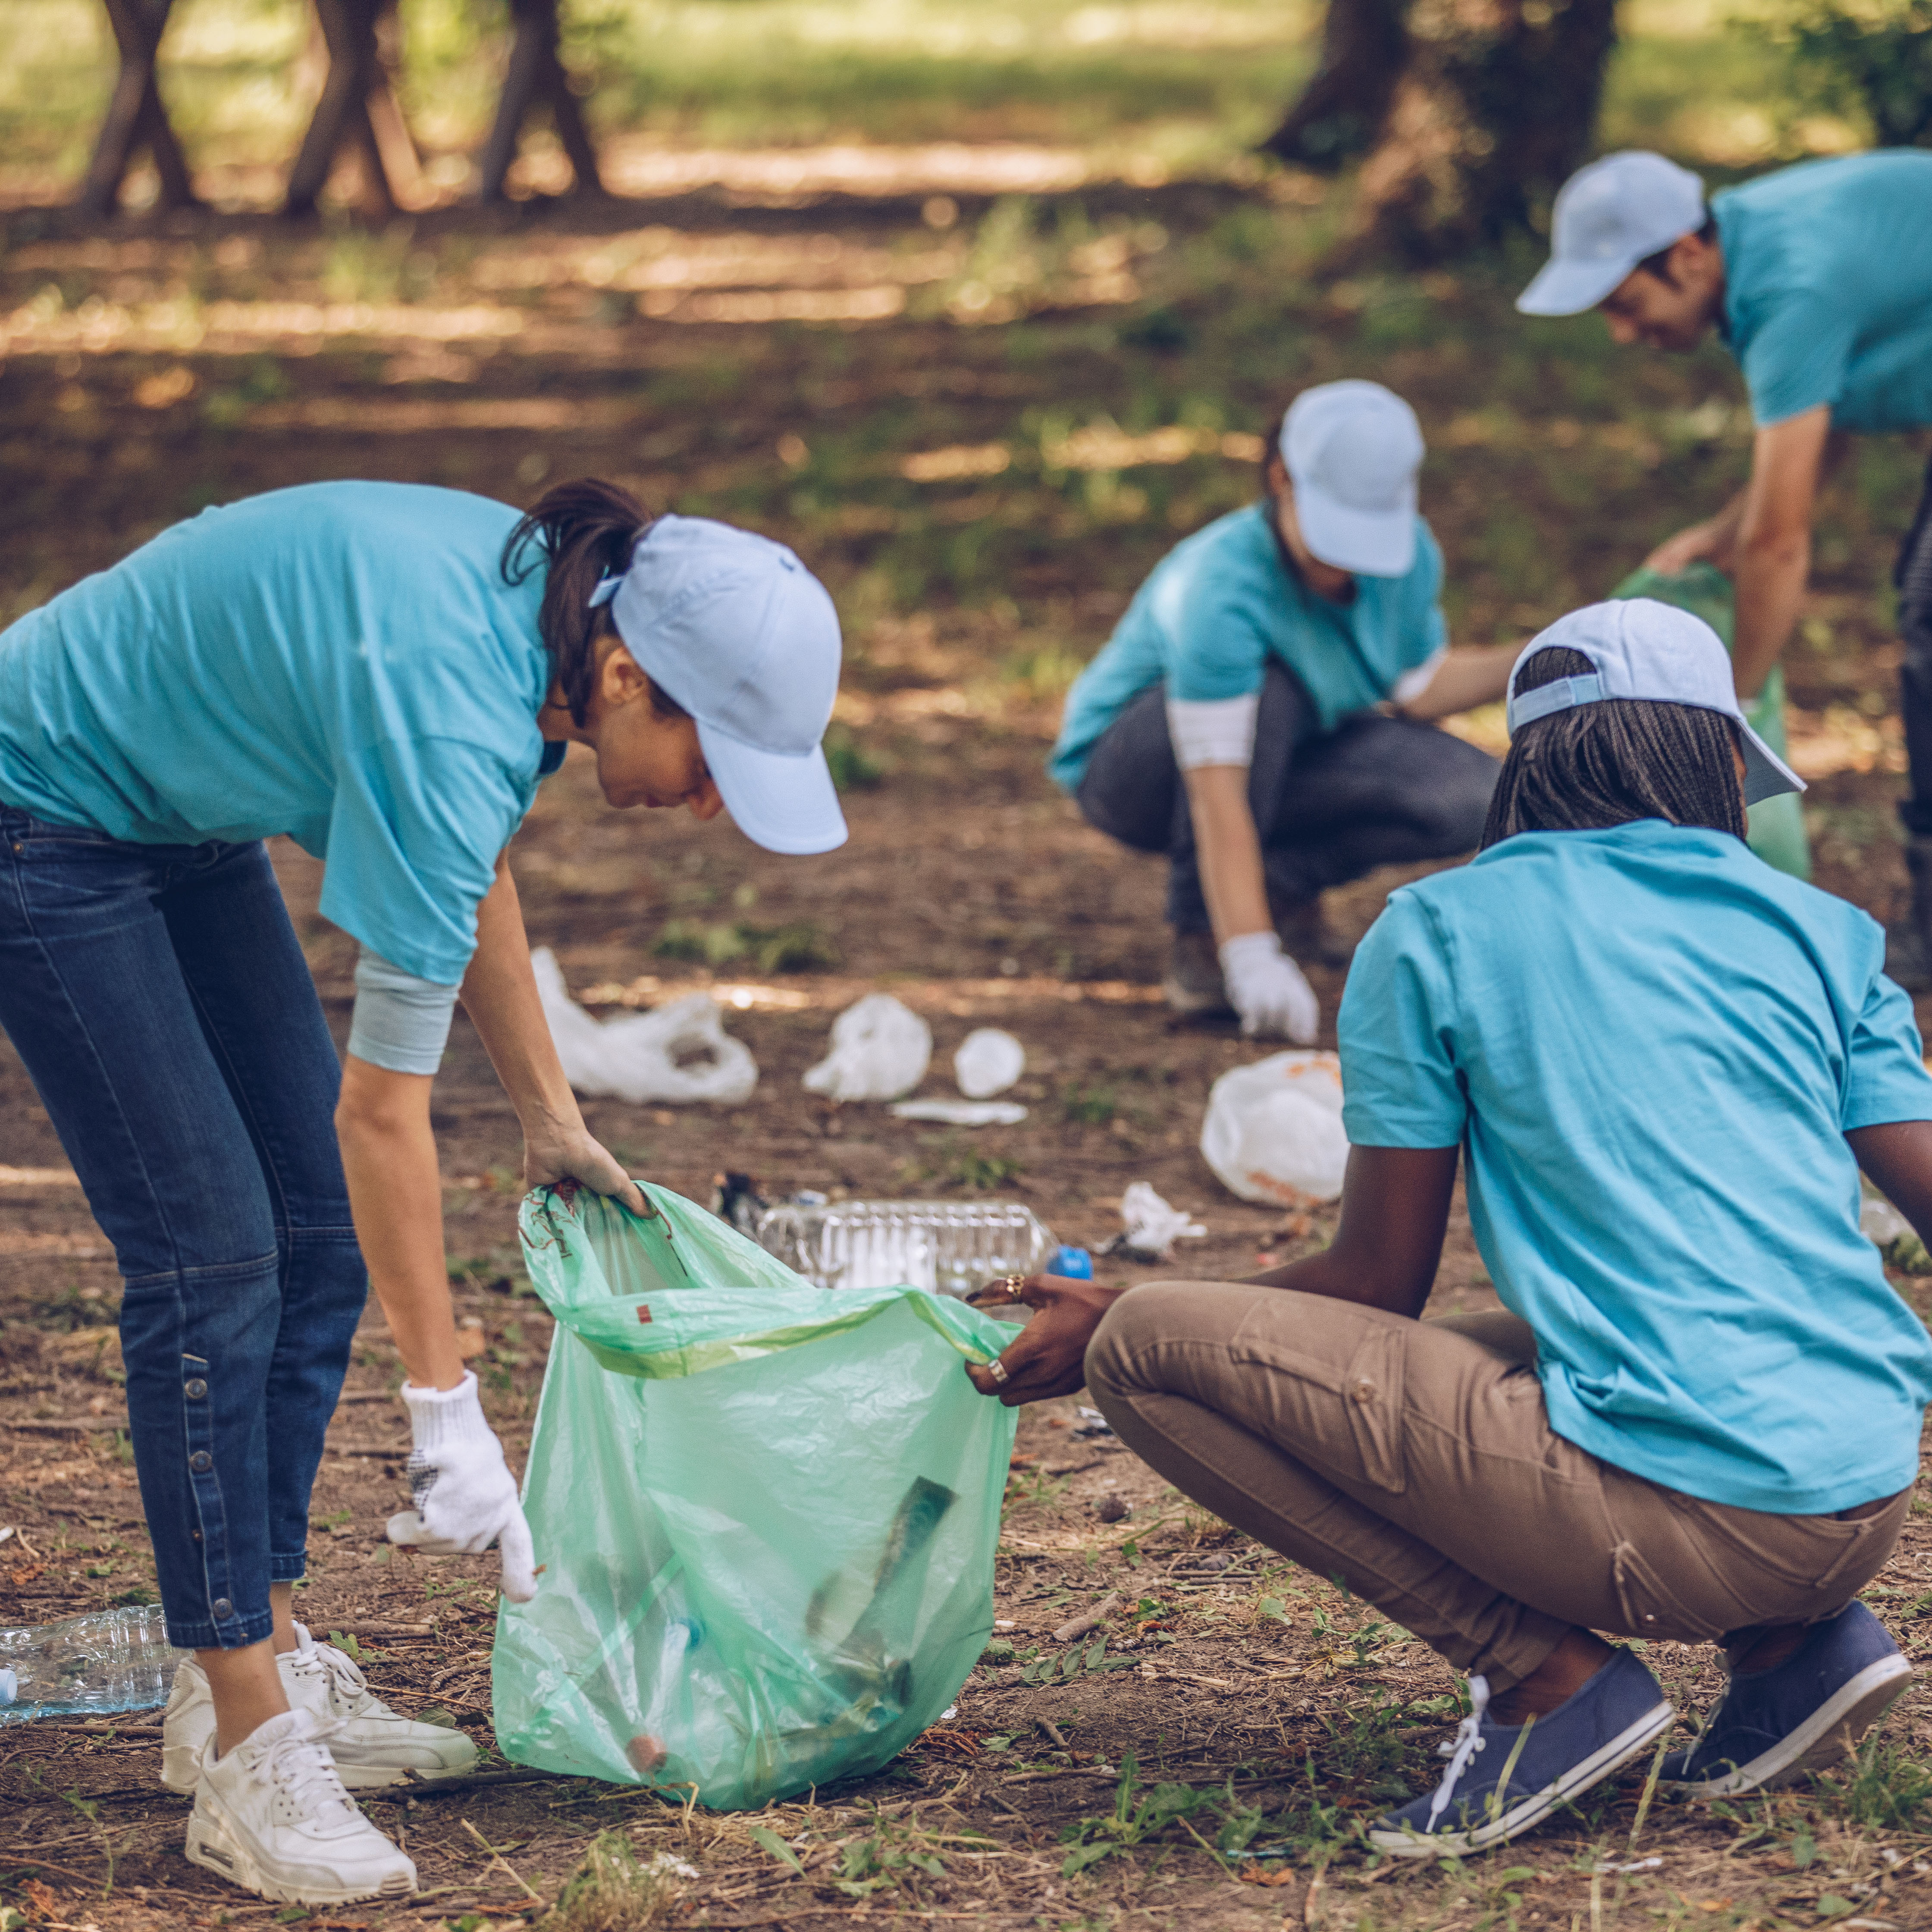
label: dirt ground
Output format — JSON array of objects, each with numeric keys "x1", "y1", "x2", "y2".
[{"x1": 6, "y1": 175, "x2": 1932, "y2": 1932}]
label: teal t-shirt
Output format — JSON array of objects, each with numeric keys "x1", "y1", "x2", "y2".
[
  {"x1": 1714, "y1": 151, "x2": 1932, "y2": 432},
  {"x1": 0, "y1": 481, "x2": 559, "y2": 985},
  {"x1": 1338, "y1": 819, "x2": 1932, "y2": 1516},
  {"x1": 1048, "y1": 502, "x2": 1447, "y2": 791}
]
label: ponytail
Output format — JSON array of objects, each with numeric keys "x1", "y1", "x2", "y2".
[{"x1": 503, "y1": 478, "x2": 683, "y2": 727}]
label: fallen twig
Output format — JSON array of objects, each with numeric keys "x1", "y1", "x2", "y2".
[
  {"x1": 400, "y1": 1767, "x2": 572, "y2": 1797},
  {"x1": 1050, "y1": 1592, "x2": 1123, "y2": 1645},
  {"x1": 1035, "y1": 1717, "x2": 1069, "y2": 1750},
  {"x1": 459, "y1": 1817, "x2": 543, "y2": 1904}
]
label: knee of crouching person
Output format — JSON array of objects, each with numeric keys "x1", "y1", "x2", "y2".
[{"x1": 1083, "y1": 1279, "x2": 1190, "y2": 1405}]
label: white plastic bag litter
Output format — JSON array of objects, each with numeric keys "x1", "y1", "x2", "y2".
[
  {"x1": 1200, "y1": 1051, "x2": 1349, "y2": 1206},
  {"x1": 890, "y1": 1099, "x2": 1027, "y2": 1127},
  {"x1": 1112, "y1": 1182, "x2": 1207, "y2": 1262},
  {"x1": 532, "y1": 947, "x2": 759, "y2": 1106},
  {"x1": 803, "y1": 994, "x2": 932, "y2": 1103},
  {"x1": 953, "y1": 1029, "x2": 1025, "y2": 1099}
]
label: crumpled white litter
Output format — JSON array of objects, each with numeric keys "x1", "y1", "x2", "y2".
[
  {"x1": 1863, "y1": 1197, "x2": 1910, "y2": 1245},
  {"x1": 890, "y1": 1099, "x2": 1028, "y2": 1126},
  {"x1": 1200, "y1": 1050, "x2": 1349, "y2": 1205},
  {"x1": 532, "y1": 947, "x2": 758, "y2": 1104},
  {"x1": 953, "y1": 1028, "x2": 1026, "y2": 1098},
  {"x1": 803, "y1": 992, "x2": 932, "y2": 1102},
  {"x1": 1114, "y1": 1181, "x2": 1207, "y2": 1262}
]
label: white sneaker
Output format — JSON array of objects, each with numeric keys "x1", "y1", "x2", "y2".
[
  {"x1": 163, "y1": 1622, "x2": 477, "y2": 1793},
  {"x1": 183, "y1": 1708, "x2": 418, "y2": 1905}
]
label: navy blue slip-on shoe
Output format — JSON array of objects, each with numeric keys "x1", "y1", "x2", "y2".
[
  {"x1": 1370, "y1": 1650, "x2": 1674, "y2": 1860},
  {"x1": 1661, "y1": 1601, "x2": 1913, "y2": 1798}
]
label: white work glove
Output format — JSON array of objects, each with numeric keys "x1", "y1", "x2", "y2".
[
  {"x1": 1219, "y1": 931, "x2": 1320, "y2": 1043},
  {"x1": 385, "y1": 1371, "x2": 538, "y2": 1602}
]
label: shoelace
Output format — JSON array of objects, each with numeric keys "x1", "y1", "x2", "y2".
[
  {"x1": 250, "y1": 1717, "x2": 358, "y2": 1822},
  {"x1": 1425, "y1": 1674, "x2": 1491, "y2": 1830},
  {"x1": 310, "y1": 1641, "x2": 378, "y2": 1716}
]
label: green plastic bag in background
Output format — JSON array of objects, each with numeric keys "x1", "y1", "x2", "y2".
[
  {"x1": 1611, "y1": 562, "x2": 1811, "y2": 880},
  {"x1": 492, "y1": 1182, "x2": 1021, "y2": 1809}
]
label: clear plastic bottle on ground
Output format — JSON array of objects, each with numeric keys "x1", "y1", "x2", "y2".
[
  {"x1": 0, "y1": 1603, "x2": 182, "y2": 1722},
  {"x1": 753, "y1": 1199, "x2": 1055, "y2": 1297}
]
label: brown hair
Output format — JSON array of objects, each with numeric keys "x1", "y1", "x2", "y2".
[
  {"x1": 502, "y1": 477, "x2": 689, "y2": 726},
  {"x1": 1635, "y1": 214, "x2": 1719, "y2": 289}
]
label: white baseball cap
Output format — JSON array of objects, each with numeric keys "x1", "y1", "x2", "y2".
[
  {"x1": 1280, "y1": 380, "x2": 1424, "y2": 578},
  {"x1": 596, "y1": 514, "x2": 848, "y2": 854},
  {"x1": 1506, "y1": 599, "x2": 1803, "y2": 806},
  {"x1": 1517, "y1": 151, "x2": 1706, "y2": 317}
]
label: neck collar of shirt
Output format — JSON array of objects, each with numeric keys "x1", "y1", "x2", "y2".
[{"x1": 1471, "y1": 819, "x2": 1742, "y2": 867}]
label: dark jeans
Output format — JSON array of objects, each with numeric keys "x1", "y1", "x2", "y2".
[
  {"x1": 0, "y1": 812, "x2": 367, "y2": 1649},
  {"x1": 1895, "y1": 455, "x2": 1932, "y2": 837},
  {"x1": 1074, "y1": 661, "x2": 1500, "y2": 933}
]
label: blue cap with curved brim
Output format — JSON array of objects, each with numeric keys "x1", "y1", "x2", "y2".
[
  {"x1": 1506, "y1": 599, "x2": 1803, "y2": 808},
  {"x1": 1280, "y1": 380, "x2": 1423, "y2": 577},
  {"x1": 603, "y1": 514, "x2": 848, "y2": 855}
]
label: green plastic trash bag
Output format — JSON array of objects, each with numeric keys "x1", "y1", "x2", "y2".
[
  {"x1": 492, "y1": 1181, "x2": 1021, "y2": 1809},
  {"x1": 1610, "y1": 562, "x2": 1810, "y2": 880}
]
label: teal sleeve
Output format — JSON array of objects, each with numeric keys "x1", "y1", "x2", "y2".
[
  {"x1": 1162, "y1": 582, "x2": 1272, "y2": 705},
  {"x1": 1738, "y1": 292, "x2": 1857, "y2": 427},
  {"x1": 318, "y1": 736, "x2": 524, "y2": 985},
  {"x1": 1843, "y1": 969, "x2": 1932, "y2": 1130},
  {"x1": 347, "y1": 946, "x2": 460, "y2": 1076},
  {"x1": 1338, "y1": 892, "x2": 1468, "y2": 1148}
]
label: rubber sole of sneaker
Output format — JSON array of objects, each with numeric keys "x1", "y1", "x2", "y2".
[
  {"x1": 1368, "y1": 1698, "x2": 1676, "y2": 1859},
  {"x1": 1160, "y1": 973, "x2": 1233, "y2": 1019},
  {"x1": 184, "y1": 1809, "x2": 416, "y2": 1906},
  {"x1": 1666, "y1": 1654, "x2": 1914, "y2": 1799}
]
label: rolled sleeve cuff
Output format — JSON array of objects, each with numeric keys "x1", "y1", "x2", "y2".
[
  {"x1": 1167, "y1": 693, "x2": 1260, "y2": 770},
  {"x1": 347, "y1": 945, "x2": 460, "y2": 1076}
]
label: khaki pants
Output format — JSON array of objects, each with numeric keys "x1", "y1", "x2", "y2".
[{"x1": 1085, "y1": 1285, "x2": 1907, "y2": 1690}]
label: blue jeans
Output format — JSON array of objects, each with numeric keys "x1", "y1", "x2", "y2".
[
  {"x1": 0, "y1": 811, "x2": 367, "y2": 1649},
  {"x1": 1074, "y1": 661, "x2": 1499, "y2": 933}
]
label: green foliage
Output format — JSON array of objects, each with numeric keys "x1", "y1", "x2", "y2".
[
  {"x1": 1771, "y1": 0, "x2": 1932, "y2": 146},
  {"x1": 823, "y1": 725, "x2": 886, "y2": 791},
  {"x1": 1019, "y1": 1630, "x2": 1140, "y2": 1684},
  {"x1": 1060, "y1": 1082, "x2": 1117, "y2": 1126},
  {"x1": 652, "y1": 918, "x2": 840, "y2": 973},
  {"x1": 1810, "y1": 1730, "x2": 1932, "y2": 1831},
  {"x1": 1059, "y1": 1754, "x2": 1216, "y2": 1876},
  {"x1": 544, "y1": 1830, "x2": 683, "y2": 1932}
]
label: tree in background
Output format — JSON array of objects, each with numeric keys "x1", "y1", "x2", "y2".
[
  {"x1": 1263, "y1": 0, "x2": 1620, "y2": 261},
  {"x1": 1774, "y1": 0, "x2": 1932, "y2": 147}
]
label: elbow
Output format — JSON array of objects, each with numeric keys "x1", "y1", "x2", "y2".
[
  {"x1": 1738, "y1": 525, "x2": 1809, "y2": 573},
  {"x1": 336, "y1": 1063, "x2": 433, "y2": 1141}
]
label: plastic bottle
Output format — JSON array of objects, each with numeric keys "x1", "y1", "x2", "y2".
[
  {"x1": 753, "y1": 1200, "x2": 1056, "y2": 1297},
  {"x1": 0, "y1": 1604, "x2": 183, "y2": 1723}
]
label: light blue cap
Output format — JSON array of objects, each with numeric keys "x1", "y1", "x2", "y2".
[
  {"x1": 1281, "y1": 380, "x2": 1424, "y2": 577},
  {"x1": 605, "y1": 514, "x2": 848, "y2": 855},
  {"x1": 1506, "y1": 599, "x2": 1803, "y2": 806},
  {"x1": 1517, "y1": 151, "x2": 1706, "y2": 317}
]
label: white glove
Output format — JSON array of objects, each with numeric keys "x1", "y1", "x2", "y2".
[
  {"x1": 385, "y1": 1371, "x2": 537, "y2": 1602},
  {"x1": 1219, "y1": 931, "x2": 1320, "y2": 1043}
]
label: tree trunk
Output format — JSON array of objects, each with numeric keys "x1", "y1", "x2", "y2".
[
  {"x1": 1348, "y1": 0, "x2": 1620, "y2": 260},
  {"x1": 1260, "y1": 0, "x2": 1411, "y2": 173}
]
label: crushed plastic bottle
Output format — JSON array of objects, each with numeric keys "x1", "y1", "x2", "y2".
[
  {"x1": 0, "y1": 1604, "x2": 184, "y2": 1723},
  {"x1": 753, "y1": 1199, "x2": 1056, "y2": 1297}
]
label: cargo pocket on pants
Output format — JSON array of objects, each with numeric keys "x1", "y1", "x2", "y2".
[
  {"x1": 1341, "y1": 1321, "x2": 1408, "y2": 1495},
  {"x1": 1610, "y1": 1538, "x2": 1728, "y2": 1643}
]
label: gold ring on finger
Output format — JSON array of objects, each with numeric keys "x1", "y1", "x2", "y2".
[{"x1": 988, "y1": 1357, "x2": 1010, "y2": 1384}]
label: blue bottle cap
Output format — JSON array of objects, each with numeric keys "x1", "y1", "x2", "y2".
[{"x1": 1051, "y1": 1245, "x2": 1093, "y2": 1280}]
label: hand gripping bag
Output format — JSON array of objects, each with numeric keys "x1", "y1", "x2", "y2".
[{"x1": 492, "y1": 1181, "x2": 1020, "y2": 1809}]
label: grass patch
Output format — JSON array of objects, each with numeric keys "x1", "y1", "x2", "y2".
[{"x1": 543, "y1": 1831, "x2": 691, "y2": 1932}]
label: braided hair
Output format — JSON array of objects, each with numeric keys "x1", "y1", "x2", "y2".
[
  {"x1": 1479, "y1": 645, "x2": 1747, "y2": 850},
  {"x1": 502, "y1": 478, "x2": 688, "y2": 728}
]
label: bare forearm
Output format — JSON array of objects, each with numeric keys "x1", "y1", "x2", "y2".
[
  {"x1": 1244, "y1": 1244, "x2": 1422, "y2": 1315},
  {"x1": 1396, "y1": 646, "x2": 1517, "y2": 722},
  {"x1": 337, "y1": 1065, "x2": 462, "y2": 1390},
  {"x1": 461, "y1": 853, "x2": 577, "y2": 1132},
  {"x1": 1731, "y1": 533, "x2": 1810, "y2": 701},
  {"x1": 1184, "y1": 765, "x2": 1271, "y2": 943}
]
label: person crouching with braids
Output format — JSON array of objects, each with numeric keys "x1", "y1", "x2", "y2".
[{"x1": 964, "y1": 598, "x2": 1932, "y2": 1856}]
